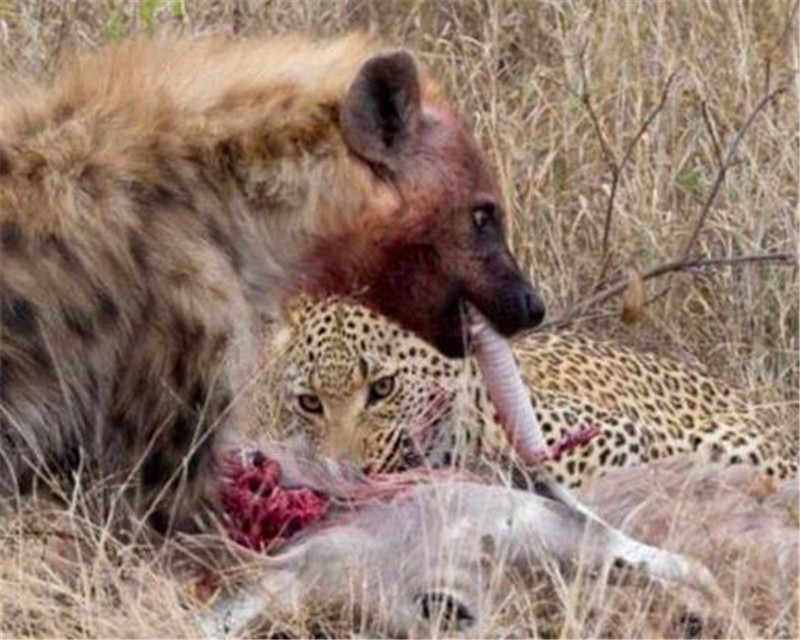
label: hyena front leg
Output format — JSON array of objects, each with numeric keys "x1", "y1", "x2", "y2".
[{"x1": 104, "y1": 290, "x2": 256, "y2": 536}]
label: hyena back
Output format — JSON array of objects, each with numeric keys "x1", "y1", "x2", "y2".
[{"x1": 0, "y1": 34, "x2": 543, "y2": 534}]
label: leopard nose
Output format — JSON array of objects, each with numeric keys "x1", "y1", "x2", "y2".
[{"x1": 324, "y1": 431, "x2": 366, "y2": 465}]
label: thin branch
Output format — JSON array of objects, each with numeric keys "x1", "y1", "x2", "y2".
[
  {"x1": 700, "y1": 101, "x2": 723, "y2": 169},
  {"x1": 544, "y1": 251, "x2": 797, "y2": 330},
  {"x1": 549, "y1": 61, "x2": 678, "y2": 283},
  {"x1": 597, "y1": 71, "x2": 678, "y2": 278},
  {"x1": 680, "y1": 85, "x2": 787, "y2": 259},
  {"x1": 617, "y1": 71, "x2": 680, "y2": 171},
  {"x1": 578, "y1": 47, "x2": 617, "y2": 171}
]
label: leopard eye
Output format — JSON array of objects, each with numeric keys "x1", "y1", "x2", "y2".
[
  {"x1": 367, "y1": 375, "x2": 396, "y2": 405},
  {"x1": 297, "y1": 393, "x2": 323, "y2": 415},
  {"x1": 471, "y1": 202, "x2": 498, "y2": 232}
]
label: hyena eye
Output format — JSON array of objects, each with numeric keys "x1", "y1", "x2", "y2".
[
  {"x1": 471, "y1": 202, "x2": 498, "y2": 232},
  {"x1": 367, "y1": 375, "x2": 396, "y2": 405},
  {"x1": 297, "y1": 393, "x2": 324, "y2": 415}
]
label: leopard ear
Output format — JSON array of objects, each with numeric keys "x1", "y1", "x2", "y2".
[
  {"x1": 274, "y1": 295, "x2": 311, "y2": 355},
  {"x1": 280, "y1": 293, "x2": 315, "y2": 328},
  {"x1": 272, "y1": 324, "x2": 294, "y2": 354}
]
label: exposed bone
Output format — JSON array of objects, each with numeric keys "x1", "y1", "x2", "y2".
[
  {"x1": 468, "y1": 310, "x2": 549, "y2": 465},
  {"x1": 468, "y1": 307, "x2": 609, "y2": 523},
  {"x1": 468, "y1": 307, "x2": 599, "y2": 467}
]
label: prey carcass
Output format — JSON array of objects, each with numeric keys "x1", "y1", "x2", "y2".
[{"x1": 197, "y1": 443, "x2": 716, "y2": 637}]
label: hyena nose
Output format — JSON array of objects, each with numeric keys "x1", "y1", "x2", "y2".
[{"x1": 521, "y1": 287, "x2": 546, "y2": 329}]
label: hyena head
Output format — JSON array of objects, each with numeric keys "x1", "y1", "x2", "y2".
[{"x1": 303, "y1": 51, "x2": 544, "y2": 358}]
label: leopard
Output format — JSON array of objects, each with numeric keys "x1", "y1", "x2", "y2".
[{"x1": 255, "y1": 296, "x2": 797, "y2": 488}]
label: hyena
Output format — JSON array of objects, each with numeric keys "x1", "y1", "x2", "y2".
[{"x1": 0, "y1": 34, "x2": 544, "y2": 534}]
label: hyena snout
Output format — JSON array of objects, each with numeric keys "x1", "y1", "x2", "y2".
[
  {"x1": 497, "y1": 280, "x2": 546, "y2": 336},
  {"x1": 510, "y1": 280, "x2": 546, "y2": 332},
  {"x1": 469, "y1": 273, "x2": 546, "y2": 338}
]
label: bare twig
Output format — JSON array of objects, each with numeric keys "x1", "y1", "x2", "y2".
[
  {"x1": 700, "y1": 102, "x2": 723, "y2": 169},
  {"x1": 578, "y1": 46, "x2": 617, "y2": 171},
  {"x1": 544, "y1": 60, "x2": 677, "y2": 283},
  {"x1": 577, "y1": 54, "x2": 678, "y2": 282},
  {"x1": 543, "y1": 251, "x2": 797, "y2": 330},
  {"x1": 616, "y1": 72, "x2": 679, "y2": 171},
  {"x1": 549, "y1": 76, "x2": 791, "y2": 330},
  {"x1": 597, "y1": 70, "x2": 677, "y2": 278},
  {"x1": 680, "y1": 85, "x2": 787, "y2": 259}
]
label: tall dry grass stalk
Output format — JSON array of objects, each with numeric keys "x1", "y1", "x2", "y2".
[{"x1": 0, "y1": 0, "x2": 797, "y2": 638}]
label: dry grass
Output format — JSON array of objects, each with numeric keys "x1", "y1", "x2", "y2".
[{"x1": 0, "y1": 0, "x2": 798, "y2": 638}]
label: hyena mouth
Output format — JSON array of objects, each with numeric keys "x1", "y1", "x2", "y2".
[
  {"x1": 431, "y1": 296, "x2": 473, "y2": 358},
  {"x1": 457, "y1": 281, "x2": 546, "y2": 346}
]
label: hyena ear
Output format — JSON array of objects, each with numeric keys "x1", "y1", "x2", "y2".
[{"x1": 341, "y1": 51, "x2": 422, "y2": 171}]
